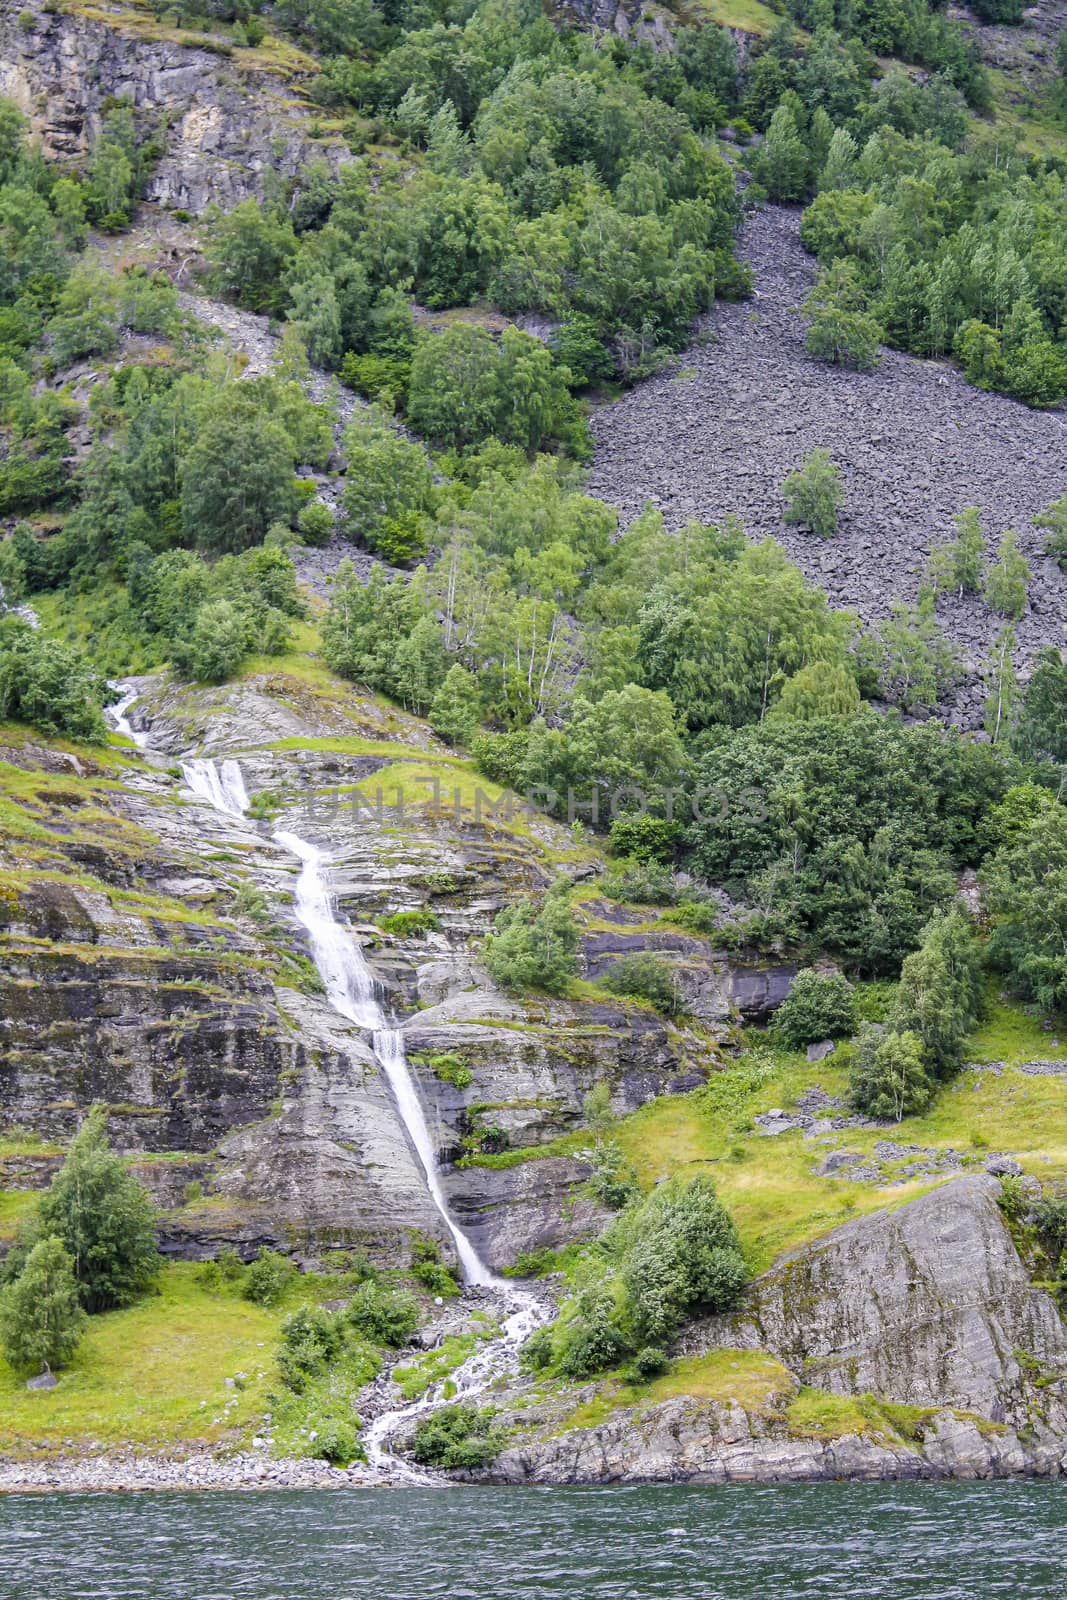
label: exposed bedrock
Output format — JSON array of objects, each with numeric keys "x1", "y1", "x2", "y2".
[
  {"x1": 485, "y1": 1176, "x2": 1067, "y2": 1483},
  {"x1": 0, "y1": 8, "x2": 349, "y2": 213},
  {"x1": 589, "y1": 204, "x2": 1067, "y2": 715}
]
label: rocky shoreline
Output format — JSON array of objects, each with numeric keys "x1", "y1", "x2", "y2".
[
  {"x1": 3, "y1": 1417, "x2": 1065, "y2": 1494},
  {"x1": 0, "y1": 1451, "x2": 391, "y2": 1495}
]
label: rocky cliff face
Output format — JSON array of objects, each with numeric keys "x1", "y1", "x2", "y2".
[
  {"x1": 483, "y1": 1176, "x2": 1067, "y2": 1482},
  {"x1": 693, "y1": 1175, "x2": 1067, "y2": 1434},
  {"x1": 0, "y1": 6, "x2": 349, "y2": 212},
  {"x1": 0, "y1": 669, "x2": 743, "y2": 1268}
]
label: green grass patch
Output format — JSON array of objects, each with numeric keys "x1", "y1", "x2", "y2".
[
  {"x1": 561, "y1": 1349, "x2": 792, "y2": 1432},
  {"x1": 0, "y1": 1263, "x2": 285, "y2": 1455}
]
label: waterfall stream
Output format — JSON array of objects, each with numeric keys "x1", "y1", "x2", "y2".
[{"x1": 108, "y1": 687, "x2": 548, "y2": 1476}]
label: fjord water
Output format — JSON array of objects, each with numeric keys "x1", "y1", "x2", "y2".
[{"x1": 4, "y1": 1483, "x2": 1065, "y2": 1599}]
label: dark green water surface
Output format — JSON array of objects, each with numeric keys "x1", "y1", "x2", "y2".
[{"x1": 2, "y1": 1481, "x2": 1065, "y2": 1600}]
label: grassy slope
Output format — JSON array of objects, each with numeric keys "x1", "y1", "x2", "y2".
[{"x1": 0, "y1": 1266, "x2": 283, "y2": 1454}]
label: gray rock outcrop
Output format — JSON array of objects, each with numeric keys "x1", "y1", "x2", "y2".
[
  {"x1": 693, "y1": 1176, "x2": 1067, "y2": 1434},
  {"x1": 0, "y1": 10, "x2": 350, "y2": 212}
]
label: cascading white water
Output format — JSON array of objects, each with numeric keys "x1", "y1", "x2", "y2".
[
  {"x1": 111, "y1": 728, "x2": 550, "y2": 1475},
  {"x1": 272, "y1": 830, "x2": 495, "y2": 1287},
  {"x1": 106, "y1": 684, "x2": 150, "y2": 749},
  {"x1": 180, "y1": 758, "x2": 250, "y2": 818}
]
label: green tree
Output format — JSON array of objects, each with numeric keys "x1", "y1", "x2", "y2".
[
  {"x1": 483, "y1": 881, "x2": 580, "y2": 995},
  {"x1": 341, "y1": 407, "x2": 435, "y2": 544},
  {"x1": 0, "y1": 620, "x2": 107, "y2": 742},
  {"x1": 983, "y1": 528, "x2": 1030, "y2": 620},
  {"x1": 181, "y1": 403, "x2": 296, "y2": 554},
  {"x1": 857, "y1": 599, "x2": 959, "y2": 712},
  {"x1": 207, "y1": 199, "x2": 297, "y2": 314},
  {"x1": 983, "y1": 625, "x2": 1018, "y2": 746},
  {"x1": 1034, "y1": 492, "x2": 1067, "y2": 573},
  {"x1": 29, "y1": 1106, "x2": 159, "y2": 1312},
  {"x1": 849, "y1": 1027, "x2": 933, "y2": 1122},
  {"x1": 752, "y1": 102, "x2": 810, "y2": 202},
  {"x1": 0, "y1": 1236, "x2": 86, "y2": 1375},
  {"x1": 185, "y1": 598, "x2": 249, "y2": 683},
  {"x1": 617, "y1": 1175, "x2": 747, "y2": 1342},
  {"x1": 804, "y1": 262, "x2": 883, "y2": 372},
  {"x1": 782, "y1": 448, "x2": 843, "y2": 538},
  {"x1": 769, "y1": 661, "x2": 860, "y2": 721},
  {"x1": 429, "y1": 662, "x2": 483, "y2": 747},
  {"x1": 982, "y1": 808, "x2": 1067, "y2": 1014},
  {"x1": 892, "y1": 909, "x2": 983, "y2": 1076},
  {"x1": 1012, "y1": 649, "x2": 1067, "y2": 770},
  {"x1": 929, "y1": 506, "x2": 986, "y2": 597}
]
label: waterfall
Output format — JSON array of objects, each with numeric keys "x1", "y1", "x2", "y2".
[
  {"x1": 180, "y1": 758, "x2": 250, "y2": 819},
  {"x1": 113, "y1": 729, "x2": 549, "y2": 1472},
  {"x1": 272, "y1": 830, "x2": 495, "y2": 1287},
  {"x1": 106, "y1": 684, "x2": 150, "y2": 749}
]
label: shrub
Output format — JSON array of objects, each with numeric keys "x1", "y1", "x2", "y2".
[
  {"x1": 277, "y1": 1305, "x2": 344, "y2": 1393},
  {"x1": 0, "y1": 1235, "x2": 86, "y2": 1374},
  {"x1": 413, "y1": 1260, "x2": 461, "y2": 1297},
  {"x1": 771, "y1": 970, "x2": 856, "y2": 1048},
  {"x1": 558, "y1": 1293, "x2": 631, "y2": 1379},
  {"x1": 411, "y1": 1403, "x2": 504, "y2": 1470},
  {"x1": 520, "y1": 1326, "x2": 554, "y2": 1372},
  {"x1": 782, "y1": 448, "x2": 843, "y2": 539},
  {"x1": 628, "y1": 1346, "x2": 670, "y2": 1382},
  {"x1": 982, "y1": 807, "x2": 1067, "y2": 1015},
  {"x1": 891, "y1": 909, "x2": 983, "y2": 1077},
  {"x1": 419, "y1": 1053, "x2": 472, "y2": 1090},
  {"x1": 241, "y1": 1248, "x2": 295, "y2": 1307},
  {"x1": 20, "y1": 1106, "x2": 159, "y2": 1313},
  {"x1": 848, "y1": 1026, "x2": 933, "y2": 1122},
  {"x1": 0, "y1": 619, "x2": 108, "y2": 742},
  {"x1": 483, "y1": 881, "x2": 580, "y2": 996},
  {"x1": 608, "y1": 815, "x2": 680, "y2": 864},
  {"x1": 346, "y1": 1282, "x2": 420, "y2": 1347},
  {"x1": 297, "y1": 500, "x2": 334, "y2": 546},
  {"x1": 312, "y1": 1418, "x2": 362, "y2": 1466},
  {"x1": 588, "y1": 1143, "x2": 640, "y2": 1211},
  {"x1": 617, "y1": 1175, "x2": 748, "y2": 1343},
  {"x1": 600, "y1": 953, "x2": 682, "y2": 1015},
  {"x1": 379, "y1": 909, "x2": 439, "y2": 938}
]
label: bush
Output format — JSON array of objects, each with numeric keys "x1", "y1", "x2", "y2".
[
  {"x1": 312, "y1": 1418, "x2": 362, "y2": 1466},
  {"x1": 277, "y1": 1305, "x2": 345, "y2": 1393},
  {"x1": 0, "y1": 1235, "x2": 86, "y2": 1374},
  {"x1": 483, "y1": 881, "x2": 580, "y2": 996},
  {"x1": 600, "y1": 953, "x2": 682, "y2": 1016},
  {"x1": 0, "y1": 619, "x2": 108, "y2": 742},
  {"x1": 891, "y1": 909, "x2": 983, "y2": 1077},
  {"x1": 411, "y1": 1403, "x2": 504, "y2": 1470},
  {"x1": 346, "y1": 1282, "x2": 420, "y2": 1347},
  {"x1": 297, "y1": 500, "x2": 334, "y2": 546},
  {"x1": 771, "y1": 970, "x2": 856, "y2": 1048},
  {"x1": 520, "y1": 1326, "x2": 554, "y2": 1372},
  {"x1": 782, "y1": 448, "x2": 843, "y2": 539},
  {"x1": 608, "y1": 815, "x2": 680, "y2": 864},
  {"x1": 982, "y1": 808, "x2": 1067, "y2": 1015},
  {"x1": 617, "y1": 1175, "x2": 748, "y2": 1343},
  {"x1": 588, "y1": 1143, "x2": 640, "y2": 1211},
  {"x1": 241, "y1": 1248, "x2": 295, "y2": 1307},
  {"x1": 379, "y1": 909, "x2": 439, "y2": 938},
  {"x1": 558, "y1": 1293, "x2": 631, "y2": 1379},
  {"x1": 628, "y1": 1346, "x2": 670, "y2": 1382}
]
